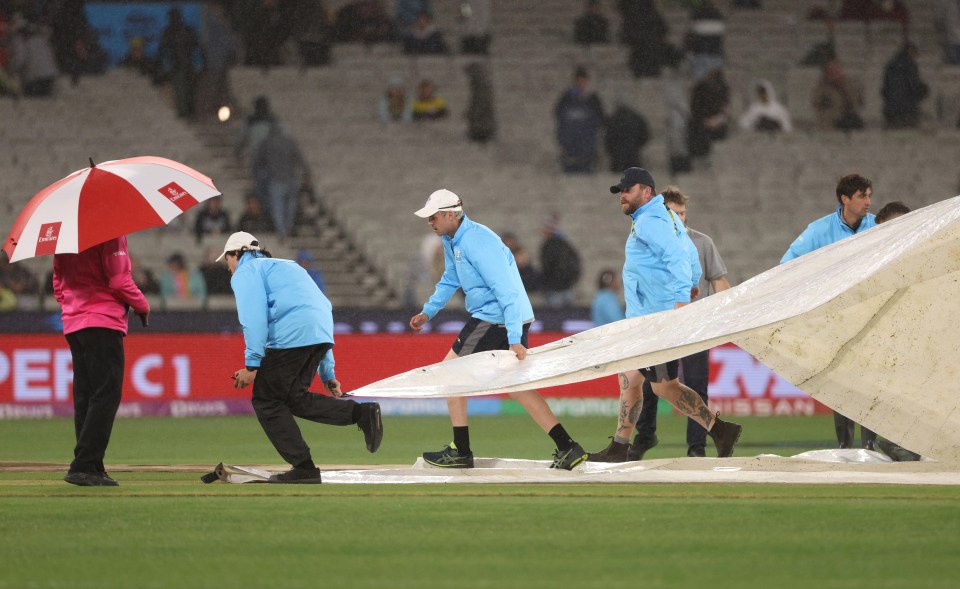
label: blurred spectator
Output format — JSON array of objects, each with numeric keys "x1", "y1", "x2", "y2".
[
  {"x1": 158, "y1": 7, "x2": 204, "y2": 118},
  {"x1": 799, "y1": 16, "x2": 837, "y2": 68},
  {"x1": 539, "y1": 214, "x2": 581, "y2": 308},
  {"x1": 412, "y1": 78, "x2": 448, "y2": 121},
  {"x1": 118, "y1": 37, "x2": 160, "y2": 83},
  {"x1": 686, "y1": 0, "x2": 725, "y2": 81},
  {"x1": 402, "y1": 11, "x2": 447, "y2": 55},
  {"x1": 738, "y1": 80, "x2": 793, "y2": 133},
  {"x1": 464, "y1": 61, "x2": 496, "y2": 143},
  {"x1": 379, "y1": 75, "x2": 413, "y2": 123},
  {"x1": 292, "y1": 0, "x2": 333, "y2": 66},
  {"x1": 554, "y1": 66, "x2": 604, "y2": 173},
  {"x1": 50, "y1": 0, "x2": 107, "y2": 85},
  {"x1": 199, "y1": 247, "x2": 232, "y2": 295},
  {"x1": 812, "y1": 59, "x2": 864, "y2": 131},
  {"x1": 459, "y1": 0, "x2": 491, "y2": 54},
  {"x1": 296, "y1": 249, "x2": 326, "y2": 293},
  {"x1": 0, "y1": 11, "x2": 18, "y2": 97},
  {"x1": 9, "y1": 17, "x2": 58, "y2": 97},
  {"x1": 619, "y1": 0, "x2": 679, "y2": 78},
  {"x1": 404, "y1": 233, "x2": 444, "y2": 307},
  {"x1": 333, "y1": 0, "x2": 395, "y2": 43},
  {"x1": 591, "y1": 268, "x2": 624, "y2": 327},
  {"x1": 194, "y1": 197, "x2": 232, "y2": 244},
  {"x1": 604, "y1": 96, "x2": 650, "y2": 172},
  {"x1": 243, "y1": 0, "x2": 293, "y2": 66},
  {"x1": 235, "y1": 95, "x2": 276, "y2": 159},
  {"x1": 237, "y1": 193, "x2": 275, "y2": 233},
  {"x1": 395, "y1": 0, "x2": 432, "y2": 34},
  {"x1": 935, "y1": 0, "x2": 960, "y2": 65},
  {"x1": 129, "y1": 255, "x2": 160, "y2": 295},
  {"x1": 196, "y1": 2, "x2": 239, "y2": 119},
  {"x1": 159, "y1": 252, "x2": 207, "y2": 302},
  {"x1": 882, "y1": 42, "x2": 928, "y2": 128},
  {"x1": 663, "y1": 74, "x2": 693, "y2": 175},
  {"x1": 574, "y1": 0, "x2": 610, "y2": 45},
  {"x1": 0, "y1": 249, "x2": 39, "y2": 297},
  {"x1": 253, "y1": 122, "x2": 310, "y2": 241},
  {"x1": 839, "y1": 0, "x2": 909, "y2": 25},
  {"x1": 687, "y1": 68, "x2": 730, "y2": 158},
  {"x1": 501, "y1": 232, "x2": 540, "y2": 294}
]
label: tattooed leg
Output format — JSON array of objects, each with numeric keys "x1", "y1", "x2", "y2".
[
  {"x1": 651, "y1": 380, "x2": 716, "y2": 430},
  {"x1": 616, "y1": 371, "x2": 644, "y2": 439}
]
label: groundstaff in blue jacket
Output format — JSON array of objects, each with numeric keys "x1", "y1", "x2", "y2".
[
  {"x1": 780, "y1": 173, "x2": 878, "y2": 450},
  {"x1": 587, "y1": 168, "x2": 742, "y2": 463},
  {"x1": 408, "y1": 189, "x2": 589, "y2": 470},
  {"x1": 220, "y1": 232, "x2": 383, "y2": 484}
]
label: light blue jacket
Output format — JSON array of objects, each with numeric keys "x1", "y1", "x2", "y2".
[
  {"x1": 231, "y1": 253, "x2": 336, "y2": 382},
  {"x1": 591, "y1": 289, "x2": 625, "y2": 327},
  {"x1": 422, "y1": 215, "x2": 534, "y2": 344},
  {"x1": 623, "y1": 195, "x2": 702, "y2": 318},
  {"x1": 781, "y1": 205, "x2": 877, "y2": 263}
]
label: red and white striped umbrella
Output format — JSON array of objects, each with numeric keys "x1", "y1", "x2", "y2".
[{"x1": 2, "y1": 156, "x2": 221, "y2": 263}]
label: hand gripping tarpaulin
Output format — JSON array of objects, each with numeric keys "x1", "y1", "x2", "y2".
[{"x1": 350, "y1": 196, "x2": 960, "y2": 462}]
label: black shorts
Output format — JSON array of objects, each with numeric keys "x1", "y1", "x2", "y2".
[
  {"x1": 452, "y1": 318, "x2": 530, "y2": 356},
  {"x1": 639, "y1": 360, "x2": 680, "y2": 383}
]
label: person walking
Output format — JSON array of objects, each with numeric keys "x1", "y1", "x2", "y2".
[
  {"x1": 409, "y1": 189, "x2": 588, "y2": 470},
  {"x1": 220, "y1": 231, "x2": 382, "y2": 483},
  {"x1": 54, "y1": 235, "x2": 150, "y2": 486}
]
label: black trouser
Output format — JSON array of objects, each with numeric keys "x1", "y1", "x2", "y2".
[
  {"x1": 251, "y1": 343, "x2": 357, "y2": 466},
  {"x1": 635, "y1": 349, "x2": 710, "y2": 450},
  {"x1": 833, "y1": 412, "x2": 877, "y2": 449},
  {"x1": 65, "y1": 328, "x2": 125, "y2": 474}
]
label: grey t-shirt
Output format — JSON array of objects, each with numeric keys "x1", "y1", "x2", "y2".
[{"x1": 688, "y1": 228, "x2": 728, "y2": 301}]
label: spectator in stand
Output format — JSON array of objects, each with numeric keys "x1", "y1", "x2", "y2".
[
  {"x1": 237, "y1": 193, "x2": 275, "y2": 234},
  {"x1": 194, "y1": 197, "x2": 232, "y2": 244},
  {"x1": 539, "y1": 214, "x2": 582, "y2": 308},
  {"x1": 50, "y1": 0, "x2": 107, "y2": 86},
  {"x1": 882, "y1": 42, "x2": 929, "y2": 129},
  {"x1": 196, "y1": 1, "x2": 240, "y2": 119},
  {"x1": 591, "y1": 268, "x2": 625, "y2": 327},
  {"x1": 935, "y1": 0, "x2": 960, "y2": 65},
  {"x1": 129, "y1": 255, "x2": 160, "y2": 295},
  {"x1": 160, "y1": 252, "x2": 207, "y2": 303},
  {"x1": 574, "y1": 0, "x2": 610, "y2": 46},
  {"x1": 9, "y1": 16, "x2": 58, "y2": 97},
  {"x1": 663, "y1": 73, "x2": 693, "y2": 175},
  {"x1": 158, "y1": 7, "x2": 205, "y2": 119},
  {"x1": 738, "y1": 80, "x2": 793, "y2": 133},
  {"x1": 395, "y1": 0, "x2": 432, "y2": 35},
  {"x1": 799, "y1": 14, "x2": 837, "y2": 68},
  {"x1": 501, "y1": 232, "x2": 540, "y2": 295},
  {"x1": 0, "y1": 11, "x2": 19, "y2": 97},
  {"x1": 412, "y1": 78, "x2": 448, "y2": 121},
  {"x1": 379, "y1": 75, "x2": 413, "y2": 123},
  {"x1": 0, "y1": 248, "x2": 39, "y2": 301},
  {"x1": 686, "y1": 0, "x2": 725, "y2": 82},
  {"x1": 554, "y1": 66, "x2": 604, "y2": 173},
  {"x1": 235, "y1": 95, "x2": 276, "y2": 160},
  {"x1": 839, "y1": 0, "x2": 909, "y2": 25},
  {"x1": 291, "y1": 0, "x2": 333, "y2": 67},
  {"x1": 118, "y1": 37, "x2": 160, "y2": 83},
  {"x1": 333, "y1": 0, "x2": 395, "y2": 44},
  {"x1": 253, "y1": 122, "x2": 310, "y2": 242},
  {"x1": 619, "y1": 0, "x2": 679, "y2": 78},
  {"x1": 402, "y1": 11, "x2": 447, "y2": 55},
  {"x1": 687, "y1": 68, "x2": 730, "y2": 158},
  {"x1": 464, "y1": 61, "x2": 496, "y2": 143},
  {"x1": 296, "y1": 249, "x2": 327, "y2": 294},
  {"x1": 459, "y1": 0, "x2": 491, "y2": 54},
  {"x1": 243, "y1": 0, "x2": 293, "y2": 67},
  {"x1": 812, "y1": 59, "x2": 864, "y2": 131},
  {"x1": 200, "y1": 247, "x2": 233, "y2": 295},
  {"x1": 604, "y1": 95, "x2": 650, "y2": 171}
]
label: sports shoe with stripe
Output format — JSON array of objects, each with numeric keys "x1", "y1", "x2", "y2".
[
  {"x1": 551, "y1": 442, "x2": 588, "y2": 470},
  {"x1": 422, "y1": 443, "x2": 474, "y2": 468}
]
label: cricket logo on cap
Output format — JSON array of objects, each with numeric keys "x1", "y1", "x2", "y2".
[
  {"x1": 159, "y1": 182, "x2": 200, "y2": 212},
  {"x1": 36, "y1": 222, "x2": 62, "y2": 256}
]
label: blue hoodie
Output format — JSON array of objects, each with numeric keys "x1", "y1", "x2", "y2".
[
  {"x1": 781, "y1": 205, "x2": 877, "y2": 263},
  {"x1": 230, "y1": 252, "x2": 336, "y2": 382},
  {"x1": 422, "y1": 215, "x2": 534, "y2": 344},
  {"x1": 623, "y1": 195, "x2": 702, "y2": 318}
]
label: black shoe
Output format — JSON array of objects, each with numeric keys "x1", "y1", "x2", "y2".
[
  {"x1": 423, "y1": 444, "x2": 474, "y2": 468},
  {"x1": 627, "y1": 434, "x2": 659, "y2": 461},
  {"x1": 864, "y1": 439, "x2": 876, "y2": 452},
  {"x1": 551, "y1": 442, "x2": 588, "y2": 470},
  {"x1": 268, "y1": 466, "x2": 322, "y2": 484},
  {"x1": 587, "y1": 438, "x2": 630, "y2": 462},
  {"x1": 64, "y1": 471, "x2": 119, "y2": 487},
  {"x1": 876, "y1": 438, "x2": 921, "y2": 462},
  {"x1": 687, "y1": 445, "x2": 706, "y2": 458},
  {"x1": 357, "y1": 402, "x2": 383, "y2": 453},
  {"x1": 708, "y1": 414, "x2": 742, "y2": 458}
]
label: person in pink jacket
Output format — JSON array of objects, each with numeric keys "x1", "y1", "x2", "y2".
[{"x1": 53, "y1": 235, "x2": 150, "y2": 487}]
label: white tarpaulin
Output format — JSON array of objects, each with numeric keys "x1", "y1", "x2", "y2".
[{"x1": 349, "y1": 196, "x2": 960, "y2": 462}]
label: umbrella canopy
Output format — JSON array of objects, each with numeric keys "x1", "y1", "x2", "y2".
[{"x1": 2, "y1": 156, "x2": 221, "y2": 263}]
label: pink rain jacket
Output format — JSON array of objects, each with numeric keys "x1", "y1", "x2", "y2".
[{"x1": 52, "y1": 236, "x2": 149, "y2": 335}]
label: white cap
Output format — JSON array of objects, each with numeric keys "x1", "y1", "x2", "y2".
[
  {"x1": 414, "y1": 189, "x2": 462, "y2": 218},
  {"x1": 216, "y1": 231, "x2": 261, "y2": 262}
]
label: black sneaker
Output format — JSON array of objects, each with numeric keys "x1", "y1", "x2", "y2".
[
  {"x1": 708, "y1": 414, "x2": 743, "y2": 458},
  {"x1": 627, "y1": 434, "x2": 660, "y2": 461},
  {"x1": 877, "y1": 438, "x2": 921, "y2": 462},
  {"x1": 64, "y1": 471, "x2": 119, "y2": 487},
  {"x1": 268, "y1": 466, "x2": 322, "y2": 484},
  {"x1": 687, "y1": 445, "x2": 706, "y2": 458},
  {"x1": 587, "y1": 438, "x2": 629, "y2": 462},
  {"x1": 423, "y1": 444, "x2": 474, "y2": 468},
  {"x1": 551, "y1": 442, "x2": 588, "y2": 470},
  {"x1": 357, "y1": 402, "x2": 383, "y2": 453}
]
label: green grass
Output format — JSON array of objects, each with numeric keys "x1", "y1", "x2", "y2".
[{"x1": 1, "y1": 415, "x2": 957, "y2": 589}]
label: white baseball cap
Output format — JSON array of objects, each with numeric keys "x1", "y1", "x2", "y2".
[
  {"x1": 414, "y1": 189, "x2": 463, "y2": 218},
  {"x1": 216, "y1": 231, "x2": 261, "y2": 262}
]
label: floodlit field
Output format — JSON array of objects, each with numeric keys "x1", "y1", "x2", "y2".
[{"x1": 1, "y1": 415, "x2": 957, "y2": 589}]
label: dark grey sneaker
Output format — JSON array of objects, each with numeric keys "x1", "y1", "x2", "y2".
[
  {"x1": 268, "y1": 466, "x2": 322, "y2": 484},
  {"x1": 687, "y1": 445, "x2": 706, "y2": 458},
  {"x1": 627, "y1": 434, "x2": 660, "y2": 461},
  {"x1": 423, "y1": 444, "x2": 474, "y2": 468},
  {"x1": 64, "y1": 471, "x2": 119, "y2": 487},
  {"x1": 877, "y1": 438, "x2": 921, "y2": 462},
  {"x1": 587, "y1": 438, "x2": 629, "y2": 462},
  {"x1": 708, "y1": 415, "x2": 742, "y2": 458},
  {"x1": 357, "y1": 402, "x2": 383, "y2": 453},
  {"x1": 551, "y1": 442, "x2": 588, "y2": 470}
]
